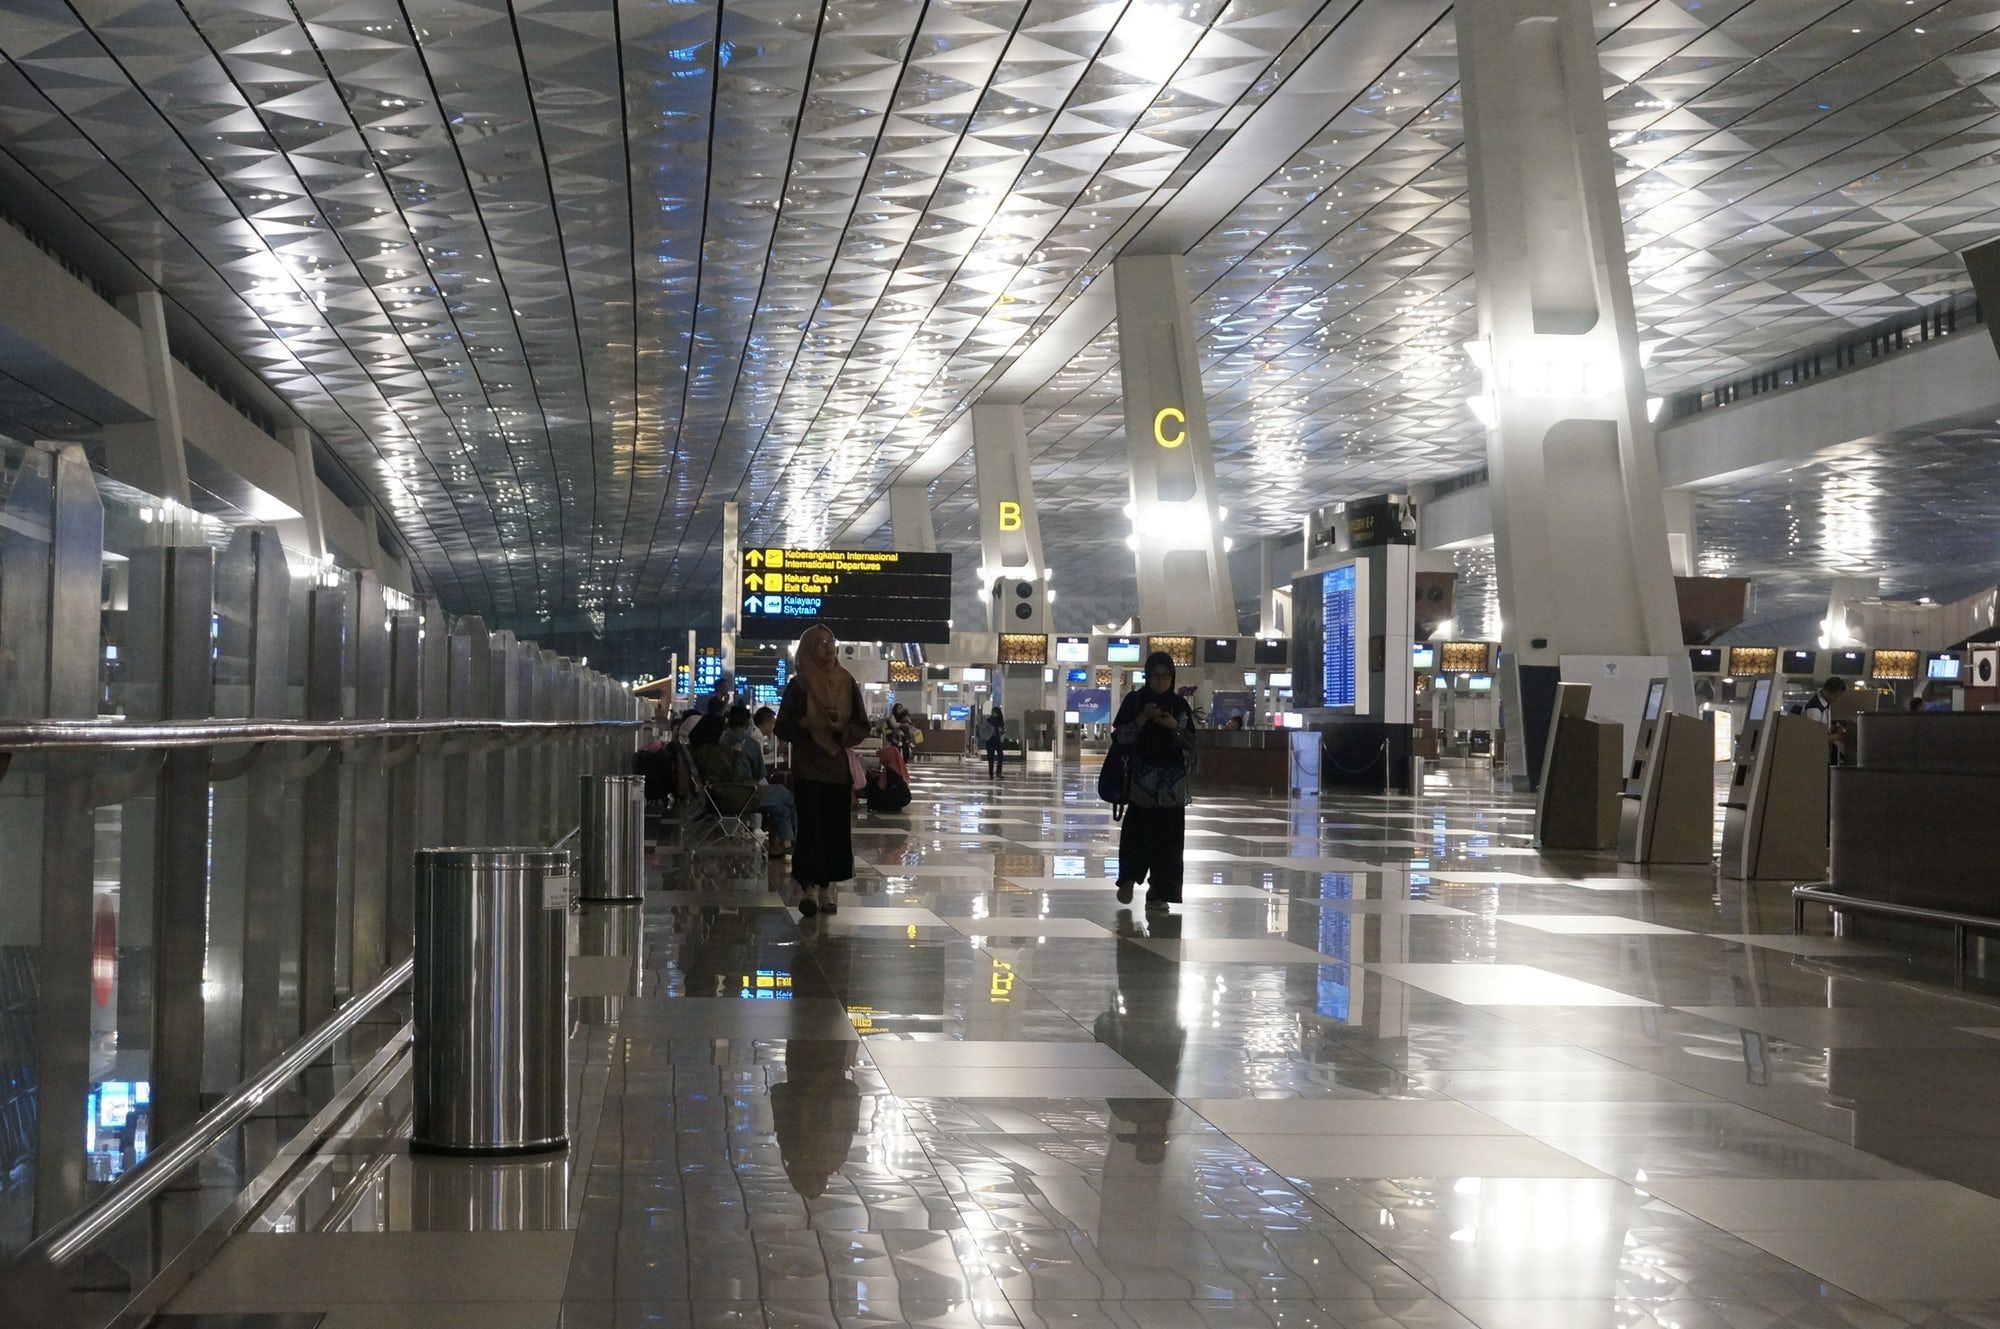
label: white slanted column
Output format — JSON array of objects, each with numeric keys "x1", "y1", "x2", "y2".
[
  {"x1": 1115, "y1": 254, "x2": 1235, "y2": 638},
  {"x1": 104, "y1": 290, "x2": 191, "y2": 504},
  {"x1": 720, "y1": 501, "x2": 742, "y2": 674},
  {"x1": 888, "y1": 484, "x2": 939, "y2": 554},
  {"x1": 1459, "y1": 0, "x2": 1690, "y2": 782},
  {"x1": 279, "y1": 423, "x2": 327, "y2": 565},
  {"x1": 970, "y1": 404, "x2": 1050, "y2": 636}
]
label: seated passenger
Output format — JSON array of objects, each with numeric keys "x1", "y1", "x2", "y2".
[
  {"x1": 632, "y1": 730, "x2": 673, "y2": 805},
  {"x1": 686, "y1": 693, "x2": 728, "y2": 749},
  {"x1": 721, "y1": 704, "x2": 798, "y2": 856},
  {"x1": 864, "y1": 740, "x2": 913, "y2": 814},
  {"x1": 754, "y1": 705, "x2": 785, "y2": 775}
]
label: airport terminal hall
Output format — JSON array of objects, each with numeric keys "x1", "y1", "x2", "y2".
[{"x1": 14, "y1": 0, "x2": 2000, "y2": 1326}]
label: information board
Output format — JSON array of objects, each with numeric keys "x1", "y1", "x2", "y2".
[
  {"x1": 1321, "y1": 564, "x2": 1357, "y2": 708},
  {"x1": 738, "y1": 548, "x2": 952, "y2": 643}
]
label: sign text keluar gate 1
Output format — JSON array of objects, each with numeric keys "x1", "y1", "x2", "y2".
[{"x1": 739, "y1": 549, "x2": 953, "y2": 643}]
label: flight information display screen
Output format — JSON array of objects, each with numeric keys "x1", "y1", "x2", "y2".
[{"x1": 1321, "y1": 564, "x2": 1357, "y2": 709}]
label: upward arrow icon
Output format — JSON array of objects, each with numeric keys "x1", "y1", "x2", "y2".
[
  {"x1": 746, "y1": 550, "x2": 764, "y2": 567},
  {"x1": 746, "y1": 572, "x2": 764, "y2": 591},
  {"x1": 744, "y1": 595, "x2": 764, "y2": 614}
]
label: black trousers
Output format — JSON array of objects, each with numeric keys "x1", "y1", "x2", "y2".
[
  {"x1": 1117, "y1": 804, "x2": 1185, "y2": 904},
  {"x1": 791, "y1": 777, "x2": 854, "y2": 887}
]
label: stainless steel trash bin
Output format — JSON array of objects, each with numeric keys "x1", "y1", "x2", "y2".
[
  {"x1": 1409, "y1": 755, "x2": 1427, "y2": 794},
  {"x1": 412, "y1": 848, "x2": 571, "y2": 1155},
  {"x1": 578, "y1": 774, "x2": 645, "y2": 902}
]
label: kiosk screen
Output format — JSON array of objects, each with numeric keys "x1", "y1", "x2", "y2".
[
  {"x1": 1643, "y1": 681, "x2": 1666, "y2": 720},
  {"x1": 1928, "y1": 655, "x2": 1963, "y2": 682},
  {"x1": 1747, "y1": 677, "x2": 1773, "y2": 723}
]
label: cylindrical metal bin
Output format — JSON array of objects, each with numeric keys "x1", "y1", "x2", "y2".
[
  {"x1": 578, "y1": 774, "x2": 646, "y2": 902},
  {"x1": 412, "y1": 848, "x2": 571, "y2": 1155},
  {"x1": 1409, "y1": 755, "x2": 1427, "y2": 794}
]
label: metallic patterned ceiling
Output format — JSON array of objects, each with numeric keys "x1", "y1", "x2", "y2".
[{"x1": 1, "y1": 0, "x2": 1997, "y2": 632}]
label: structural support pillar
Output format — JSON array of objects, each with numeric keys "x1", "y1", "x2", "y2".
[
  {"x1": 280, "y1": 423, "x2": 326, "y2": 564},
  {"x1": 1459, "y1": 0, "x2": 1690, "y2": 783},
  {"x1": 1664, "y1": 489, "x2": 1696, "y2": 578},
  {"x1": 720, "y1": 502, "x2": 741, "y2": 674},
  {"x1": 1114, "y1": 254, "x2": 1235, "y2": 637},
  {"x1": 104, "y1": 290, "x2": 191, "y2": 504},
  {"x1": 888, "y1": 485, "x2": 939, "y2": 555},
  {"x1": 970, "y1": 404, "x2": 1050, "y2": 636}
]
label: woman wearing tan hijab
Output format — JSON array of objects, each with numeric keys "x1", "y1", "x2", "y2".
[{"x1": 774, "y1": 623, "x2": 871, "y2": 916}]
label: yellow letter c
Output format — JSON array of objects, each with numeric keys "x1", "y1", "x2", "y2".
[{"x1": 1153, "y1": 406, "x2": 1187, "y2": 448}]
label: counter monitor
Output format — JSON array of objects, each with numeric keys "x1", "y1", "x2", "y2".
[
  {"x1": 1781, "y1": 648, "x2": 1817, "y2": 675},
  {"x1": 1054, "y1": 636, "x2": 1090, "y2": 663},
  {"x1": 962, "y1": 667, "x2": 988, "y2": 682},
  {"x1": 1253, "y1": 638, "x2": 1288, "y2": 665},
  {"x1": 1412, "y1": 643, "x2": 1437, "y2": 671},
  {"x1": 1270, "y1": 672, "x2": 1293, "y2": 689},
  {"x1": 1830, "y1": 649, "x2": 1867, "y2": 677},
  {"x1": 1465, "y1": 673, "x2": 1494, "y2": 693},
  {"x1": 1927, "y1": 654, "x2": 1963, "y2": 682},
  {"x1": 1689, "y1": 647, "x2": 1722, "y2": 673},
  {"x1": 1202, "y1": 638, "x2": 1239, "y2": 665},
  {"x1": 1871, "y1": 648, "x2": 1918, "y2": 681},
  {"x1": 1105, "y1": 636, "x2": 1142, "y2": 664}
]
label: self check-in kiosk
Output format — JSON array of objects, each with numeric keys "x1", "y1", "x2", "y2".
[
  {"x1": 1534, "y1": 682, "x2": 1623, "y2": 851},
  {"x1": 1719, "y1": 677, "x2": 1828, "y2": 879},
  {"x1": 1617, "y1": 677, "x2": 1716, "y2": 864}
]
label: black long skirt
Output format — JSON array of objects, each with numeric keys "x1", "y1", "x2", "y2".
[
  {"x1": 791, "y1": 777, "x2": 855, "y2": 887},
  {"x1": 1117, "y1": 804, "x2": 1185, "y2": 904}
]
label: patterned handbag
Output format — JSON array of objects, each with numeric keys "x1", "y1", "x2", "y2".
[{"x1": 1125, "y1": 754, "x2": 1191, "y2": 810}]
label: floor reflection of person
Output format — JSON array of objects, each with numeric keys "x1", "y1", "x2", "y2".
[
  {"x1": 675, "y1": 907, "x2": 754, "y2": 999},
  {"x1": 770, "y1": 1039, "x2": 861, "y2": 1200},
  {"x1": 1094, "y1": 911, "x2": 1186, "y2": 1165}
]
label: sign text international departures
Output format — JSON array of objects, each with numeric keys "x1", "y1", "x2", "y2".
[{"x1": 739, "y1": 548, "x2": 953, "y2": 644}]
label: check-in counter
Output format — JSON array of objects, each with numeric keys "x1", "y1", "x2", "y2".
[
  {"x1": 922, "y1": 721, "x2": 969, "y2": 757},
  {"x1": 1193, "y1": 729, "x2": 1291, "y2": 794},
  {"x1": 1831, "y1": 714, "x2": 2000, "y2": 913}
]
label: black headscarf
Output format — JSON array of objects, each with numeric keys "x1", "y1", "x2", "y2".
[{"x1": 1117, "y1": 652, "x2": 1192, "y2": 763}]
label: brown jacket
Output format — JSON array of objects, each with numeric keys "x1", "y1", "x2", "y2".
[{"x1": 774, "y1": 675, "x2": 870, "y2": 786}]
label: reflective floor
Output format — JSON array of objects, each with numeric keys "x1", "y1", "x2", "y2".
[{"x1": 166, "y1": 760, "x2": 2000, "y2": 1328}]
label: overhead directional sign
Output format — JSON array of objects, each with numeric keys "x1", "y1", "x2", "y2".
[{"x1": 739, "y1": 548, "x2": 953, "y2": 644}]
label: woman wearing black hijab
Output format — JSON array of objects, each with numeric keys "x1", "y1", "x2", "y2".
[{"x1": 1110, "y1": 651, "x2": 1195, "y2": 914}]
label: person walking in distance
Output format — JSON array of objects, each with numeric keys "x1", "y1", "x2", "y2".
[
  {"x1": 983, "y1": 703, "x2": 1007, "y2": 779},
  {"x1": 1111, "y1": 652, "x2": 1195, "y2": 915},
  {"x1": 775, "y1": 624, "x2": 870, "y2": 918}
]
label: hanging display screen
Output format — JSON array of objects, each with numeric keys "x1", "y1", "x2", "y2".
[{"x1": 739, "y1": 548, "x2": 951, "y2": 643}]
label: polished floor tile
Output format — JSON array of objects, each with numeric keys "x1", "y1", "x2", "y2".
[
  {"x1": 166, "y1": 762, "x2": 2000, "y2": 1329},
  {"x1": 1232, "y1": 1133, "x2": 1606, "y2": 1180},
  {"x1": 1363, "y1": 964, "x2": 1657, "y2": 1007},
  {"x1": 1495, "y1": 914, "x2": 1689, "y2": 935}
]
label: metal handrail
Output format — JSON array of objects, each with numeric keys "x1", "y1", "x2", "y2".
[
  {"x1": 0, "y1": 717, "x2": 642, "y2": 751},
  {"x1": 22, "y1": 957, "x2": 414, "y2": 1268}
]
